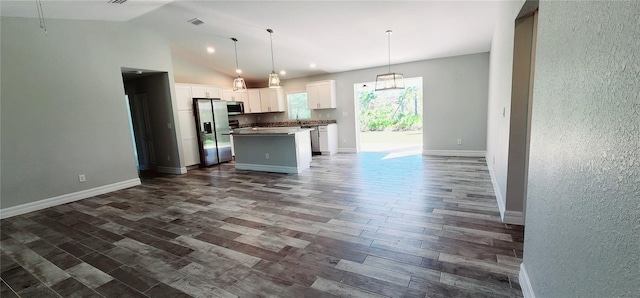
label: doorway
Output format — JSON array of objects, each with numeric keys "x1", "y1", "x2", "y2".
[
  {"x1": 354, "y1": 77, "x2": 423, "y2": 153},
  {"x1": 121, "y1": 68, "x2": 176, "y2": 177}
]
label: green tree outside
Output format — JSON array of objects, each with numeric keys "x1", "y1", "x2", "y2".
[{"x1": 359, "y1": 86, "x2": 422, "y2": 132}]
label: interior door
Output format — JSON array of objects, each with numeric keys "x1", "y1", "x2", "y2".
[
  {"x1": 194, "y1": 99, "x2": 219, "y2": 166},
  {"x1": 130, "y1": 93, "x2": 156, "y2": 170}
]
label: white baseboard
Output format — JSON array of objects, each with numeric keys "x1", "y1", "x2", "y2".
[
  {"x1": 235, "y1": 163, "x2": 305, "y2": 174},
  {"x1": 338, "y1": 148, "x2": 357, "y2": 153},
  {"x1": 486, "y1": 154, "x2": 506, "y2": 216},
  {"x1": 156, "y1": 166, "x2": 187, "y2": 175},
  {"x1": 422, "y1": 150, "x2": 487, "y2": 157},
  {"x1": 486, "y1": 154, "x2": 525, "y2": 225},
  {"x1": 519, "y1": 263, "x2": 535, "y2": 298},
  {"x1": 0, "y1": 178, "x2": 141, "y2": 219},
  {"x1": 503, "y1": 210, "x2": 525, "y2": 225}
]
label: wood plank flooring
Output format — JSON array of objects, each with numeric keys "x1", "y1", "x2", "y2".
[{"x1": 1, "y1": 153, "x2": 524, "y2": 297}]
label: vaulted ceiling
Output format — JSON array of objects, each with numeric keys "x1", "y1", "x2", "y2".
[{"x1": 1, "y1": 1, "x2": 505, "y2": 84}]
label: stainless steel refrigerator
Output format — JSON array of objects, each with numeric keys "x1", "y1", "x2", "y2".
[{"x1": 193, "y1": 98, "x2": 232, "y2": 166}]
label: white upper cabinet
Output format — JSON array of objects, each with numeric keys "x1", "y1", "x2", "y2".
[
  {"x1": 306, "y1": 80, "x2": 337, "y2": 109},
  {"x1": 175, "y1": 84, "x2": 193, "y2": 110},
  {"x1": 191, "y1": 85, "x2": 222, "y2": 98},
  {"x1": 223, "y1": 89, "x2": 249, "y2": 103},
  {"x1": 259, "y1": 88, "x2": 285, "y2": 112},
  {"x1": 222, "y1": 89, "x2": 234, "y2": 101},
  {"x1": 246, "y1": 89, "x2": 262, "y2": 114}
]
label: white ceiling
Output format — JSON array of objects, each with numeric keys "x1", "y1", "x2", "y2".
[{"x1": 1, "y1": 0, "x2": 505, "y2": 84}]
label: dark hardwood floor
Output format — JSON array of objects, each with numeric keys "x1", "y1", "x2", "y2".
[{"x1": 1, "y1": 152, "x2": 524, "y2": 297}]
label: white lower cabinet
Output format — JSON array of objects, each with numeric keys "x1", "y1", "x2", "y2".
[{"x1": 319, "y1": 124, "x2": 338, "y2": 155}]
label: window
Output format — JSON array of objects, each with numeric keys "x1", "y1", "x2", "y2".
[{"x1": 287, "y1": 92, "x2": 312, "y2": 120}]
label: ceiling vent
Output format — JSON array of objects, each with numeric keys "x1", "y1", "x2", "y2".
[
  {"x1": 107, "y1": 0, "x2": 127, "y2": 4},
  {"x1": 187, "y1": 18, "x2": 205, "y2": 26}
]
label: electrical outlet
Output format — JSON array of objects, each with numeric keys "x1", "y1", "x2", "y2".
[
  {"x1": 342, "y1": 112, "x2": 348, "y2": 117},
  {"x1": 167, "y1": 122, "x2": 172, "y2": 129},
  {"x1": 457, "y1": 138, "x2": 462, "y2": 145},
  {"x1": 257, "y1": 116, "x2": 261, "y2": 120},
  {"x1": 78, "y1": 174, "x2": 86, "y2": 182},
  {"x1": 167, "y1": 155, "x2": 171, "y2": 161},
  {"x1": 273, "y1": 116, "x2": 277, "y2": 120},
  {"x1": 265, "y1": 153, "x2": 270, "y2": 159}
]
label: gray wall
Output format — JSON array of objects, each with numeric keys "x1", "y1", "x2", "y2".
[
  {"x1": 486, "y1": 0, "x2": 525, "y2": 220},
  {"x1": 505, "y1": 13, "x2": 536, "y2": 220},
  {"x1": 276, "y1": 53, "x2": 490, "y2": 153},
  {"x1": 524, "y1": 1, "x2": 640, "y2": 297},
  {"x1": 172, "y1": 55, "x2": 234, "y2": 87},
  {"x1": 1, "y1": 17, "x2": 177, "y2": 209}
]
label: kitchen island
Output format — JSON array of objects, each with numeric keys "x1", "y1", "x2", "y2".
[{"x1": 231, "y1": 127, "x2": 314, "y2": 173}]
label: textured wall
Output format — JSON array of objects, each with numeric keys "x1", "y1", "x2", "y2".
[{"x1": 524, "y1": 1, "x2": 640, "y2": 297}]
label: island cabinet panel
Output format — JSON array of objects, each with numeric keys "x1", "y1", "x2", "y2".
[
  {"x1": 232, "y1": 128, "x2": 313, "y2": 173},
  {"x1": 246, "y1": 89, "x2": 262, "y2": 113},
  {"x1": 259, "y1": 88, "x2": 285, "y2": 112},
  {"x1": 306, "y1": 80, "x2": 337, "y2": 109}
]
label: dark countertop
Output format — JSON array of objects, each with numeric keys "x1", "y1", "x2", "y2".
[
  {"x1": 238, "y1": 120, "x2": 337, "y2": 129},
  {"x1": 231, "y1": 127, "x2": 314, "y2": 136}
]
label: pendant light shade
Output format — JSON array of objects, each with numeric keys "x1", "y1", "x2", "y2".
[
  {"x1": 231, "y1": 38, "x2": 247, "y2": 92},
  {"x1": 266, "y1": 29, "x2": 281, "y2": 88},
  {"x1": 375, "y1": 30, "x2": 404, "y2": 91}
]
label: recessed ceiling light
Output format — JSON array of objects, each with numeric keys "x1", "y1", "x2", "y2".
[
  {"x1": 280, "y1": 70, "x2": 286, "y2": 75},
  {"x1": 310, "y1": 63, "x2": 316, "y2": 68},
  {"x1": 236, "y1": 69, "x2": 242, "y2": 74},
  {"x1": 206, "y1": 47, "x2": 215, "y2": 54}
]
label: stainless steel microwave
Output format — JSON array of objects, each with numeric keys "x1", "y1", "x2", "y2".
[{"x1": 226, "y1": 101, "x2": 244, "y2": 115}]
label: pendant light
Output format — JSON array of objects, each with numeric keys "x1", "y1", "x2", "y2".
[
  {"x1": 266, "y1": 29, "x2": 281, "y2": 88},
  {"x1": 375, "y1": 30, "x2": 404, "y2": 91},
  {"x1": 231, "y1": 38, "x2": 247, "y2": 92}
]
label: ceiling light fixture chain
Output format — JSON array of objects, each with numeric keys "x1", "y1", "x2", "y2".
[
  {"x1": 375, "y1": 29, "x2": 404, "y2": 91},
  {"x1": 387, "y1": 30, "x2": 392, "y2": 73},
  {"x1": 266, "y1": 29, "x2": 281, "y2": 88},
  {"x1": 231, "y1": 37, "x2": 247, "y2": 92},
  {"x1": 232, "y1": 38, "x2": 240, "y2": 72},
  {"x1": 35, "y1": 0, "x2": 47, "y2": 35}
]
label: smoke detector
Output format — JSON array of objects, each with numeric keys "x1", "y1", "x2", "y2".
[{"x1": 187, "y1": 18, "x2": 205, "y2": 26}]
